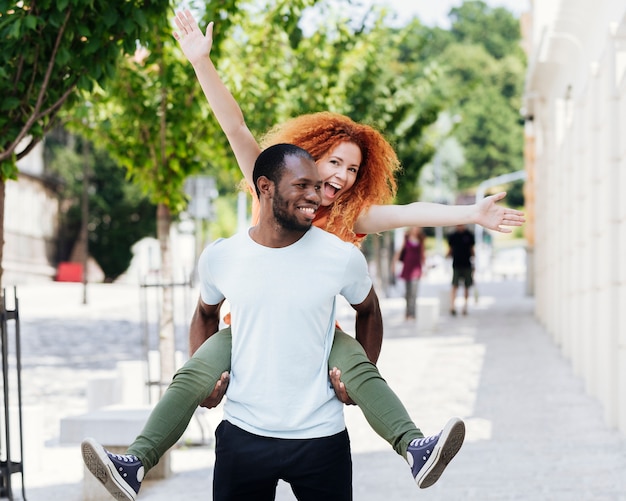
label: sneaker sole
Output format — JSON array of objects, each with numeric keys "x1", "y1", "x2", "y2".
[
  {"x1": 81, "y1": 438, "x2": 137, "y2": 501},
  {"x1": 416, "y1": 417, "x2": 465, "y2": 489}
]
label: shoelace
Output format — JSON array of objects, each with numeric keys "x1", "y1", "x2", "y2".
[
  {"x1": 409, "y1": 433, "x2": 440, "y2": 448},
  {"x1": 110, "y1": 453, "x2": 139, "y2": 463}
]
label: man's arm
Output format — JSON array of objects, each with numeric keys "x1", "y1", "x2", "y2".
[
  {"x1": 189, "y1": 296, "x2": 223, "y2": 356},
  {"x1": 329, "y1": 287, "x2": 381, "y2": 405},
  {"x1": 351, "y1": 287, "x2": 383, "y2": 364},
  {"x1": 188, "y1": 297, "x2": 231, "y2": 409}
]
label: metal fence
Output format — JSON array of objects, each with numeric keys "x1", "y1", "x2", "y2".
[
  {"x1": 139, "y1": 279, "x2": 194, "y2": 404},
  {"x1": 0, "y1": 289, "x2": 26, "y2": 500}
]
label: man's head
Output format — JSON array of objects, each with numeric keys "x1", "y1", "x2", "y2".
[
  {"x1": 254, "y1": 143, "x2": 321, "y2": 233},
  {"x1": 253, "y1": 144, "x2": 315, "y2": 195}
]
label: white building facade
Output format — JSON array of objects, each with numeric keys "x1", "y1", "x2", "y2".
[
  {"x1": 523, "y1": 0, "x2": 626, "y2": 434},
  {"x1": 4, "y1": 141, "x2": 59, "y2": 285}
]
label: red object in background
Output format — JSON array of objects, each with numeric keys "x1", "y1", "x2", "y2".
[{"x1": 56, "y1": 262, "x2": 84, "y2": 282}]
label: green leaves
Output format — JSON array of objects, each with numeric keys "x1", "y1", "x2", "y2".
[
  {"x1": 0, "y1": 157, "x2": 18, "y2": 180},
  {"x1": 102, "y1": 8, "x2": 119, "y2": 28},
  {"x1": 0, "y1": 0, "x2": 172, "y2": 178},
  {"x1": 0, "y1": 97, "x2": 20, "y2": 112},
  {"x1": 393, "y1": 0, "x2": 526, "y2": 198}
]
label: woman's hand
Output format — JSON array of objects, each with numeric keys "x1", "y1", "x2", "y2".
[
  {"x1": 173, "y1": 9, "x2": 214, "y2": 67},
  {"x1": 475, "y1": 192, "x2": 525, "y2": 233}
]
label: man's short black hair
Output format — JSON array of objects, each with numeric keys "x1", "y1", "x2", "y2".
[{"x1": 253, "y1": 143, "x2": 315, "y2": 197}]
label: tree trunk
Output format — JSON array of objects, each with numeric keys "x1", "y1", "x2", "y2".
[
  {"x1": 380, "y1": 231, "x2": 393, "y2": 297},
  {"x1": 156, "y1": 202, "x2": 176, "y2": 395},
  {"x1": 371, "y1": 232, "x2": 394, "y2": 299}
]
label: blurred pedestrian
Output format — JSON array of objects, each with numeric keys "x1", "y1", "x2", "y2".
[
  {"x1": 394, "y1": 227, "x2": 426, "y2": 321},
  {"x1": 447, "y1": 224, "x2": 475, "y2": 316}
]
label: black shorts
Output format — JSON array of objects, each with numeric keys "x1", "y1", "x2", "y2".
[
  {"x1": 452, "y1": 267, "x2": 473, "y2": 287},
  {"x1": 213, "y1": 420, "x2": 352, "y2": 501}
]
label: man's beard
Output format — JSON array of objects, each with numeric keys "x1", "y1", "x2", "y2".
[{"x1": 272, "y1": 192, "x2": 313, "y2": 232}]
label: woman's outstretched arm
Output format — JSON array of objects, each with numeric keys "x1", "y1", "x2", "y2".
[
  {"x1": 353, "y1": 191, "x2": 525, "y2": 234},
  {"x1": 173, "y1": 10, "x2": 260, "y2": 188}
]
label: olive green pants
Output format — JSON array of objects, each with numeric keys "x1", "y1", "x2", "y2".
[{"x1": 127, "y1": 328, "x2": 423, "y2": 471}]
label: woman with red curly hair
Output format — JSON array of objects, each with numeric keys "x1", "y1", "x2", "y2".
[
  {"x1": 81, "y1": 11, "x2": 524, "y2": 500},
  {"x1": 258, "y1": 111, "x2": 401, "y2": 245}
]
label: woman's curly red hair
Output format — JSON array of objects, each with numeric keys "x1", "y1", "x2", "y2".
[{"x1": 260, "y1": 112, "x2": 400, "y2": 245}]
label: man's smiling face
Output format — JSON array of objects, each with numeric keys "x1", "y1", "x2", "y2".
[{"x1": 272, "y1": 154, "x2": 322, "y2": 232}]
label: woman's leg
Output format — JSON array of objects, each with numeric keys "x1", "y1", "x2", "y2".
[
  {"x1": 405, "y1": 279, "x2": 418, "y2": 318},
  {"x1": 126, "y1": 328, "x2": 232, "y2": 471},
  {"x1": 328, "y1": 330, "x2": 423, "y2": 460}
]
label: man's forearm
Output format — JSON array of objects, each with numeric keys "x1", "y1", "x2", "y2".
[
  {"x1": 354, "y1": 305, "x2": 383, "y2": 364},
  {"x1": 352, "y1": 287, "x2": 384, "y2": 363},
  {"x1": 189, "y1": 301, "x2": 221, "y2": 355}
]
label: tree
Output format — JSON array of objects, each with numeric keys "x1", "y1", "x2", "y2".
[
  {"x1": 380, "y1": 21, "x2": 449, "y2": 204},
  {"x1": 449, "y1": 0, "x2": 525, "y2": 60},
  {"x1": 45, "y1": 129, "x2": 157, "y2": 281},
  {"x1": 404, "y1": 1, "x2": 526, "y2": 199},
  {"x1": 441, "y1": 46, "x2": 525, "y2": 192},
  {"x1": 0, "y1": 0, "x2": 171, "y2": 288}
]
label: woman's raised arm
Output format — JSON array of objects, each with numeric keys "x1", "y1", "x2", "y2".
[{"x1": 173, "y1": 10, "x2": 260, "y2": 188}]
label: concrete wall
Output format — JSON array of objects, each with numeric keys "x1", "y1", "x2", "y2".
[
  {"x1": 523, "y1": 0, "x2": 626, "y2": 434},
  {"x1": 4, "y1": 142, "x2": 59, "y2": 285}
]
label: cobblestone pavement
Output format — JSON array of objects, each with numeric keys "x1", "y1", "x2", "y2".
[{"x1": 5, "y1": 277, "x2": 626, "y2": 501}]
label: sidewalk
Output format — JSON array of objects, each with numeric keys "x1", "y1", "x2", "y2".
[{"x1": 9, "y1": 278, "x2": 626, "y2": 500}]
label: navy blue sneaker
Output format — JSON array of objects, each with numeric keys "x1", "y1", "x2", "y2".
[
  {"x1": 82, "y1": 438, "x2": 144, "y2": 501},
  {"x1": 407, "y1": 417, "x2": 465, "y2": 488}
]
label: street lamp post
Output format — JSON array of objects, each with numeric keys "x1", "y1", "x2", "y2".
[{"x1": 80, "y1": 139, "x2": 90, "y2": 305}]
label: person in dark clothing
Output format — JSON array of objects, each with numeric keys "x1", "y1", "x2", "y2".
[{"x1": 447, "y1": 224, "x2": 475, "y2": 315}]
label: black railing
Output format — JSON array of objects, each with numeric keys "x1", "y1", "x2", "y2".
[
  {"x1": 139, "y1": 279, "x2": 193, "y2": 404},
  {"x1": 0, "y1": 288, "x2": 26, "y2": 500}
]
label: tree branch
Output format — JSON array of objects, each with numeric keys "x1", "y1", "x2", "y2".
[
  {"x1": 1, "y1": 8, "x2": 72, "y2": 163},
  {"x1": 14, "y1": 137, "x2": 39, "y2": 162},
  {"x1": 36, "y1": 82, "x2": 78, "y2": 120},
  {"x1": 0, "y1": 80, "x2": 75, "y2": 163},
  {"x1": 15, "y1": 108, "x2": 63, "y2": 162}
]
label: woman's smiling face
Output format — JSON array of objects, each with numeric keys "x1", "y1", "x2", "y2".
[{"x1": 315, "y1": 141, "x2": 362, "y2": 206}]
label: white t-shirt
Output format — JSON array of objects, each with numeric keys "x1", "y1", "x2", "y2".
[{"x1": 198, "y1": 226, "x2": 372, "y2": 439}]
